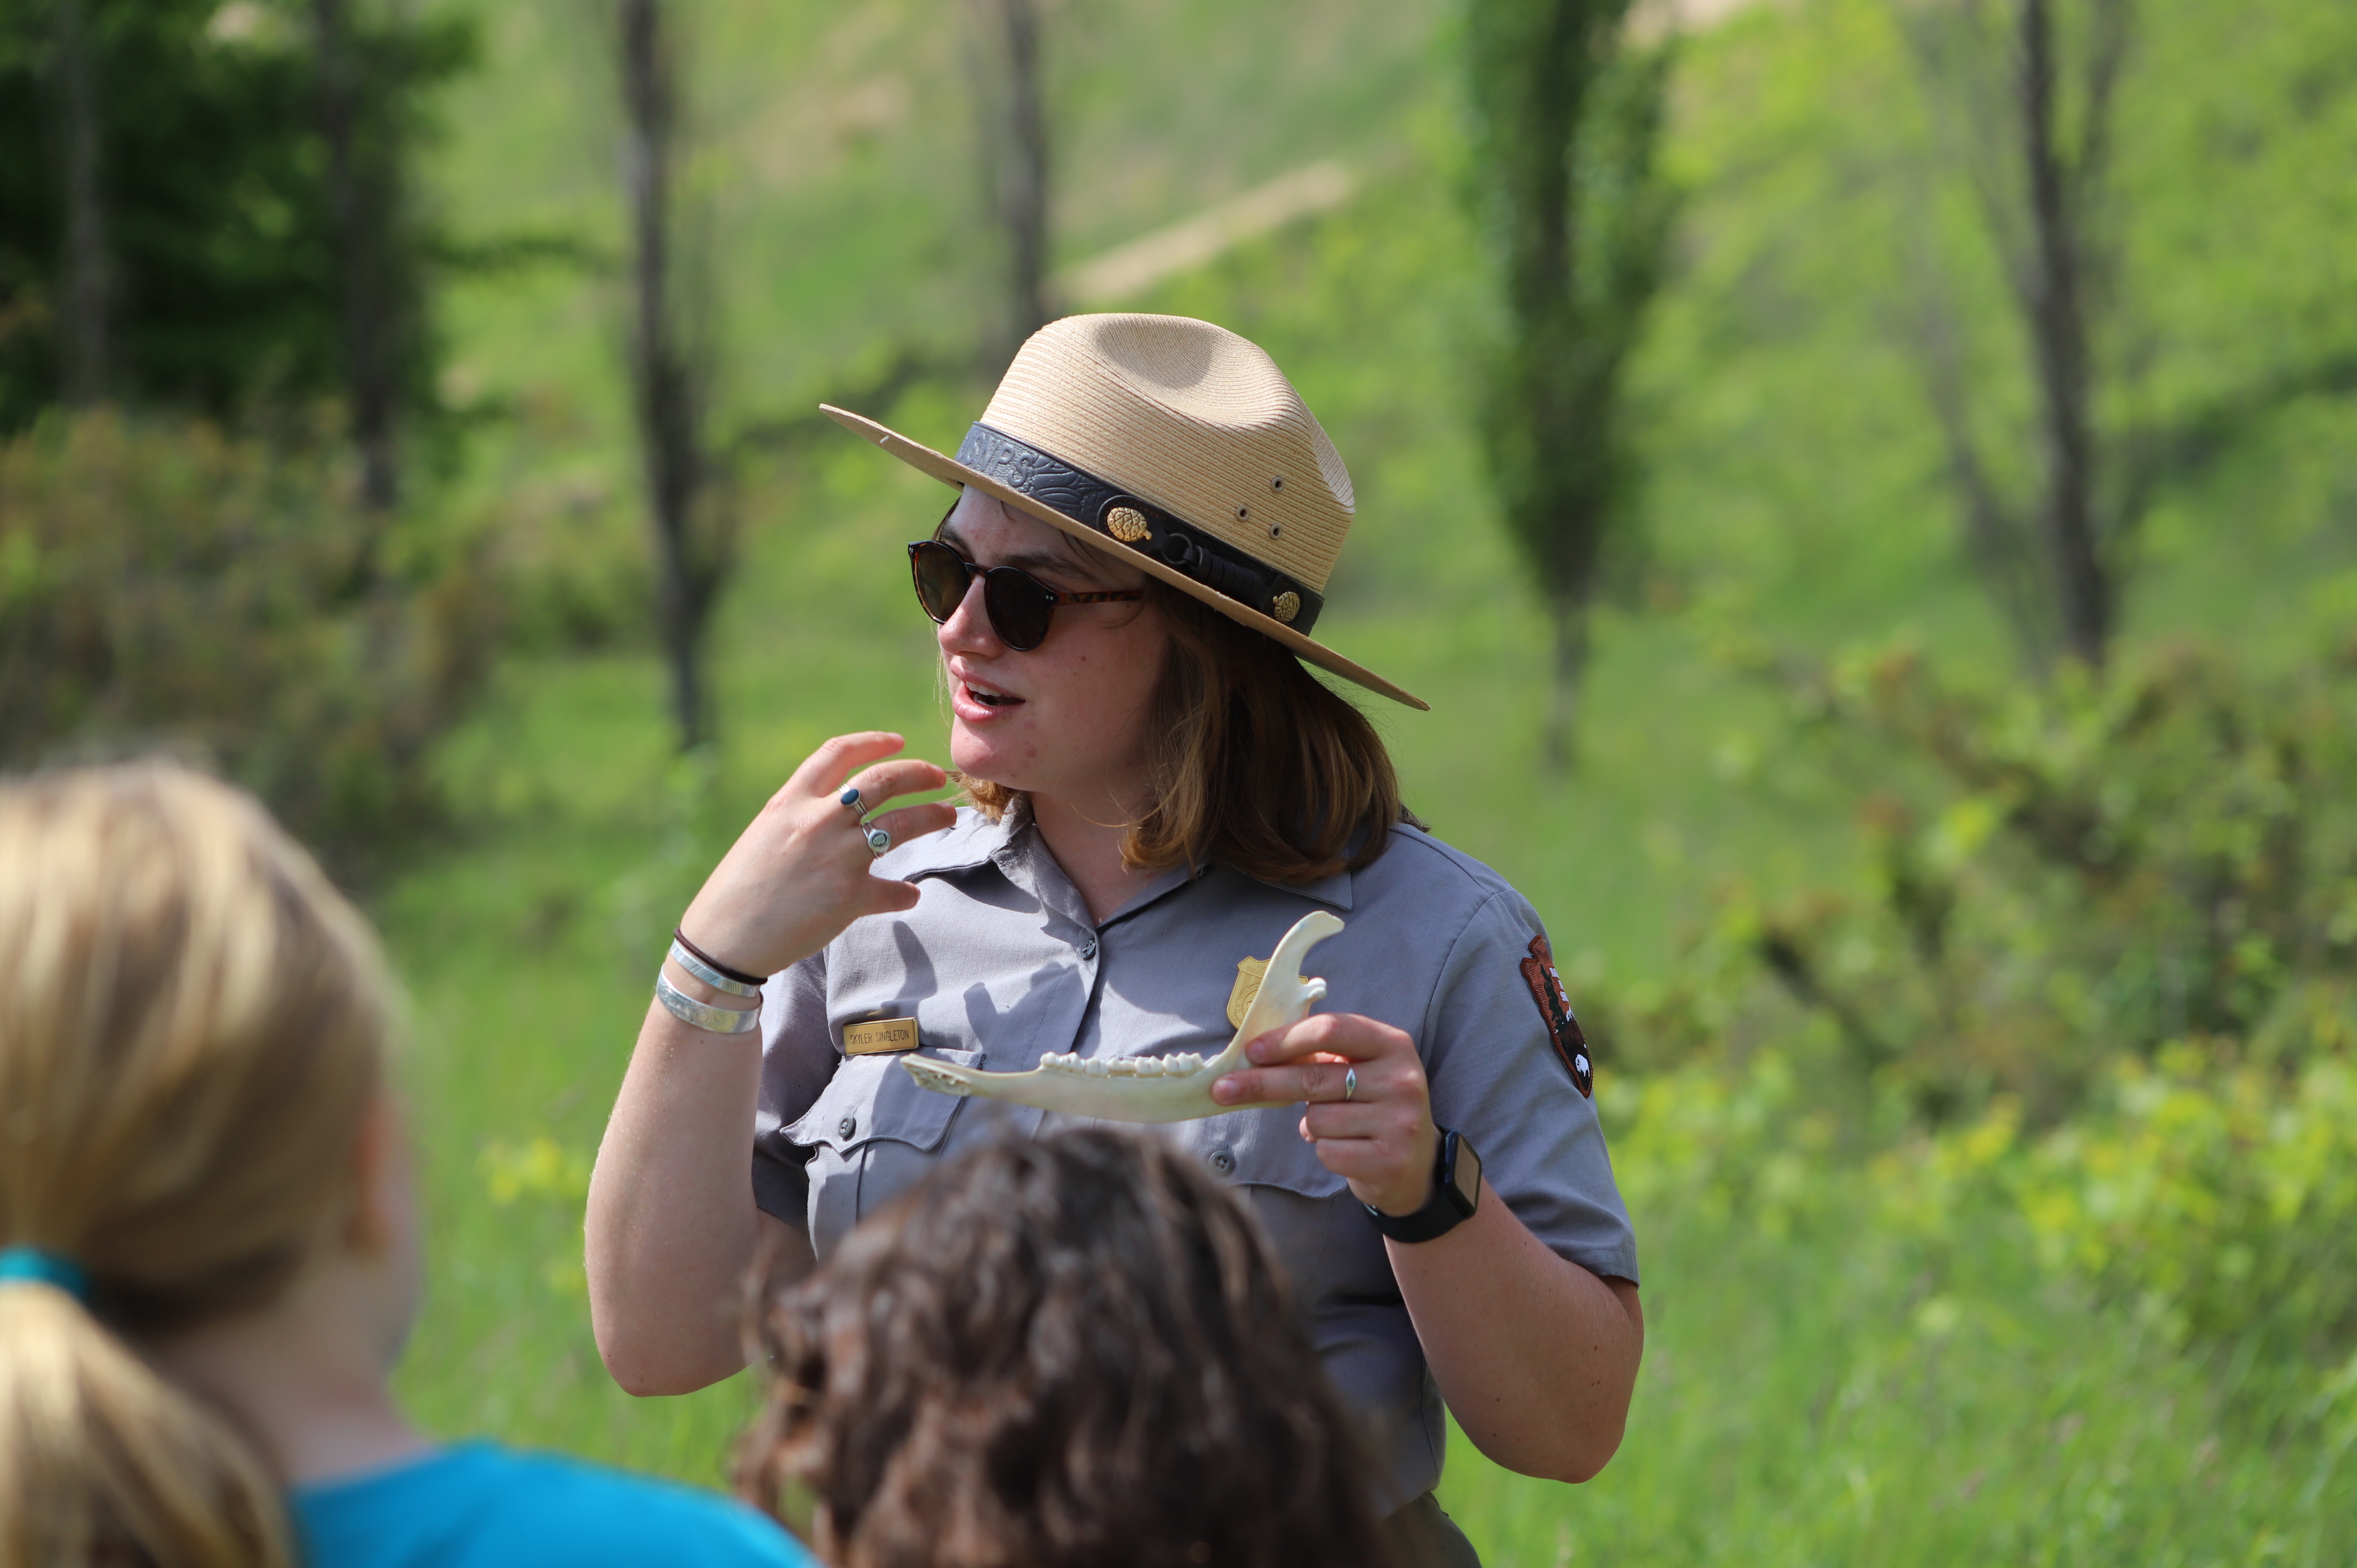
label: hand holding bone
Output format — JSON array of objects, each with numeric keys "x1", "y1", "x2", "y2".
[
  {"x1": 1212, "y1": 995, "x2": 1440, "y2": 1219},
  {"x1": 902, "y1": 910, "x2": 1343, "y2": 1122}
]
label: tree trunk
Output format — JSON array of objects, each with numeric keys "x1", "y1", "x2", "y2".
[
  {"x1": 1543, "y1": 587, "x2": 1591, "y2": 776},
  {"x1": 56, "y1": 0, "x2": 110, "y2": 407},
  {"x1": 2014, "y1": 0, "x2": 2109, "y2": 668},
  {"x1": 312, "y1": 0, "x2": 399, "y2": 517},
  {"x1": 980, "y1": 0, "x2": 1051, "y2": 360},
  {"x1": 619, "y1": 0, "x2": 710, "y2": 752}
]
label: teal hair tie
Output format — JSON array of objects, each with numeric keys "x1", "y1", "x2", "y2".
[{"x1": 0, "y1": 1246, "x2": 91, "y2": 1303}]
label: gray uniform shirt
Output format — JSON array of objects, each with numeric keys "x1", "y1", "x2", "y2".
[{"x1": 751, "y1": 804, "x2": 1637, "y2": 1512}]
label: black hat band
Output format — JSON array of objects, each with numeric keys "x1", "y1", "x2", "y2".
[{"x1": 955, "y1": 423, "x2": 1325, "y2": 635}]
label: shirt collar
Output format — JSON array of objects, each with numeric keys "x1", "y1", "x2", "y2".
[
  {"x1": 888, "y1": 803, "x2": 1019, "y2": 880},
  {"x1": 892, "y1": 799, "x2": 1357, "y2": 912},
  {"x1": 1234, "y1": 862, "x2": 1355, "y2": 911}
]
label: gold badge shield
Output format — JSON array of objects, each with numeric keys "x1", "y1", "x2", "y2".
[{"x1": 1226, "y1": 955, "x2": 1268, "y2": 1030}]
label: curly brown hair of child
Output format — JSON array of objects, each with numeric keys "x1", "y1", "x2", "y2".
[{"x1": 734, "y1": 1127, "x2": 1399, "y2": 1568}]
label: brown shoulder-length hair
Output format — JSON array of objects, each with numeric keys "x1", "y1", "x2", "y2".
[
  {"x1": 964, "y1": 574, "x2": 1418, "y2": 884},
  {"x1": 736, "y1": 1128, "x2": 1397, "y2": 1568}
]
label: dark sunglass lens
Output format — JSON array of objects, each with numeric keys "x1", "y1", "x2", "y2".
[
  {"x1": 910, "y1": 542, "x2": 968, "y2": 624},
  {"x1": 982, "y1": 569, "x2": 1055, "y2": 651}
]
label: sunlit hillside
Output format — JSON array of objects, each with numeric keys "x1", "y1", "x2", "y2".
[{"x1": 383, "y1": 0, "x2": 2357, "y2": 1561}]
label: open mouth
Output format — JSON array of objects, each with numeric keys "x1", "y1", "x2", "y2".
[{"x1": 964, "y1": 681, "x2": 1024, "y2": 709}]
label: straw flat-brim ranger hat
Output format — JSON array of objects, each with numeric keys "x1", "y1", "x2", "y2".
[{"x1": 822, "y1": 312, "x2": 1427, "y2": 710}]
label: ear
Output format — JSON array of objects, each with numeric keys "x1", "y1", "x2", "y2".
[{"x1": 343, "y1": 1090, "x2": 412, "y2": 1256}]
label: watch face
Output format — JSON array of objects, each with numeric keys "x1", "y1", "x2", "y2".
[{"x1": 1449, "y1": 1135, "x2": 1482, "y2": 1213}]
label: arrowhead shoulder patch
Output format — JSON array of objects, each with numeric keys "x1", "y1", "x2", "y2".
[{"x1": 1518, "y1": 934, "x2": 1593, "y2": 1098}]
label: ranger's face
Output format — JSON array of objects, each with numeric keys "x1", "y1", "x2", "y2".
[{"x1": 932, "y1": 489, "x2": 1165, "y2": 816}]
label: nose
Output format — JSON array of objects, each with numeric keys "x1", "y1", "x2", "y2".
[{"x1": 935, "y1": 566, "x2": 1004, "y2": 659}]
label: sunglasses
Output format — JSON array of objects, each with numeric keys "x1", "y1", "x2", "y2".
[{"x1": 907, "y1": 539, "x2": 1143, "y2": 652}]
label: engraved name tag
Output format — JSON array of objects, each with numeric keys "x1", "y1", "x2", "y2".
[{"x1": 842, "y1": 1017, "x2": 921, "y2": 1055}]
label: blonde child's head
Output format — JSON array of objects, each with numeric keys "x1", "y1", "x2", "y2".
[{"x1": 0, "y1": 762, "x2": 394, "y2": 1568}]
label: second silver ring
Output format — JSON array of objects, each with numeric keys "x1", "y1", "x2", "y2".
[
  {"x1": 1343, "y1": 1066, "x2": 1358, "y2": 1103},
  {"x1": 863, "y1": 823, "x2": 892, "y2": 857}
]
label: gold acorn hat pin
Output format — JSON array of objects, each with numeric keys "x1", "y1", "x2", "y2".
[{"x1": 819, "y1": 313, "x2": 1426, "y2": 710}]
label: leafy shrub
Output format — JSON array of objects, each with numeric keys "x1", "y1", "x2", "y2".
[
  {"x1": 0, "y1": 410, "x2": 496, "y2": 876},
  {"x1": 1667, "y1": 638, "x2": 2357, "y2": 1126},
  {"x1": 1866, "y1": 1022, "x2": 2357, "y2": 1389},
  {"x1": 2021, "y1": 1039, "x2": 2357, "y2": 1361},
  {"x1": 1581, "y1": 633, "x2": 2357, "y2": 1382}
]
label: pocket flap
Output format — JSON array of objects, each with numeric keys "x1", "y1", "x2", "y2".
[
  {"x1": 786, "y1": 1047, "x2": 984, "y2": 1156},
  {"x1": 1182, "y1": 1107, "x2": 1349, "y2": 1199}
]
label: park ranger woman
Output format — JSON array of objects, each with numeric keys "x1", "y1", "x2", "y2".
[{"x1": 585, "y1": 314, "x2": 1642, "y2": 1566}]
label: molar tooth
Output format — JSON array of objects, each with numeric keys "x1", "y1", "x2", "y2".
[
  {"x1": 1109, "y1": 1059, "x2": 1139, "y2": 1077},
  {"x1": 1084, "y1": 1058, "x2": 1111, "y2": 1076}
]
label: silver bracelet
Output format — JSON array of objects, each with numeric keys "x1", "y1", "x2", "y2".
[
  {"x1": 654, "y1": 972, "x2": 762, "y2": 1035},
  {"x1": 667, "y1": 937, "x2": 762, "y2": 999}
]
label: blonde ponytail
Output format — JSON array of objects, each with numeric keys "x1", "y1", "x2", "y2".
[
  {"x1": 0, "y1": 1285, "x2": 288, "y2": 1568},
  {"x1": 0, "y1": 764, "x2": 394, "y2": 1568}
]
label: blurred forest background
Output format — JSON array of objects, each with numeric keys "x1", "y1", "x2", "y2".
[{"x1": 4, "y1": 0, "x2": 2355, "y2": 1560}]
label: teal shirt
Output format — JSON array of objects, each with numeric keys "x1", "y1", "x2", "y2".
[{"x1": 292, "y1": 1442, "x2": 813, "y2": 1568}]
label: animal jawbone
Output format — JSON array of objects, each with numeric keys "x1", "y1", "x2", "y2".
[{"x1": 900, "y1": 909, "x2": 1343, "y2": 1124}]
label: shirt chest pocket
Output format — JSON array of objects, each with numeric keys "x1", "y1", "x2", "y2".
[
  {"x1": 1182, "y1": 1107, "x2": 1350, "y2": 1200},
  {"x1": 786, "y1": 1047, "x2": 985, "y2": 1156}
]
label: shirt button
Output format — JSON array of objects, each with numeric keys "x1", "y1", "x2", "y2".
[
  {"x1": 1208, "y1": 1148, "x2": 1236, "y2": 1176},
  {"x1": 837, "y1": 1115, "x2": 857, "y2": 1140},
  {"x1": 1078, "y1": 938, "x2": 1099, "y2": 960}
]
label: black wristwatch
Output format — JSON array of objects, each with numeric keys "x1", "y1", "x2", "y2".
[{"x1": 1363, "y1": 1128, "x2": 1482, "y2": 1243}]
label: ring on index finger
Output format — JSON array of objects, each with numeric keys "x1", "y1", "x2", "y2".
[
  {"x1": 839, "y1": 786, "x2": 865, "y2": 813},
  {"x1": 1343, "y1": 1066, "x2": 1358, "y2": 1103}
]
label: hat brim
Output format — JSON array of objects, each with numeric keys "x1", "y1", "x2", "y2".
[{"x1": 821, "y1": 404, "x2": 1428, "y2": 711}]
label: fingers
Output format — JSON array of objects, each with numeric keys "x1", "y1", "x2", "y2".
[
  {"x1": 1296, "y1": 1126, "x2": 1426, "y2": 1186},
  {"x1": 860, "y1": 802, "x2": 958, "y2": 852},
  {"x1": 860, "y1": 875, "x2": 926, "y2": 915},
  {"x1": 1243, "y1": 1011, "x2": 1402, "y2": 1067},
  {"x1": 1298, "y1": 1100, "x2": 1396, "y2": 1140},
  {"x1": 1211, "y1": 1056, "x2": 1352, "y2": 1109},
  {"x1": 1211, "y1": 1013, "x2": 1417, "y2": 1108},
  {"x1": 842, "y1": 757, "x2": 951, "y2": 811},
  {"x1": 789, "y1": 732, "x2": 908, "y2": 799}
]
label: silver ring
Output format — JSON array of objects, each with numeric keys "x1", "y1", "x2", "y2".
[
  {"x1": 840, "y1": 786, "x2": 864, "y2": 812},
  {"x1": 864, "y1": 824, "x2": 892, "y2": 857},
  {"x1": 1343, "y1": 1066, "x2": 1357, "y2": 1103}
]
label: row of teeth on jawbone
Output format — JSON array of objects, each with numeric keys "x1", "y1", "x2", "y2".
[{"x1": 1036, "y1": 1051, "x2": 1208, "y2": 1078}]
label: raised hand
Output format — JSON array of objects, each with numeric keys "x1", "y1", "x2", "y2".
[{"x1": 675, "y1": 732, "x2": 956, "y2": 981}]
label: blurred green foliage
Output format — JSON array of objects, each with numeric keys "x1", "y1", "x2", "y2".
[
  {"x1": 365, "y1": 1, "x2": 2357, "y2": 1560},
  {"x1": 1906, "y1": 1045, "x2": 2357, "y2": 1375},
  {"x1": 1462, "y1": 0, "x2": 1677, "y2": 761},
  {"x1": 0, "y1": 0, "x2": 475, "y2": 431},
  {"x1": 1, "y1": 0, "x2": 2335, "y2": 1559},
  {"x1": 0, "y1": 410, "x2": 499, "y2": 875},
  {"x1": 1660, "y1": 636, "x2": 2357, "y2": 1123}
]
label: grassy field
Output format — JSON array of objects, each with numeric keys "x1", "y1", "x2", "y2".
[{"x1": 380, "y1": 0, "x2": 2357, "y2": 1560}]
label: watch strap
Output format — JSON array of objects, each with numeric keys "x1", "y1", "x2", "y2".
[{"x1": 1363, "y1": 1128, "x2": 1478, "y2": 1244}]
